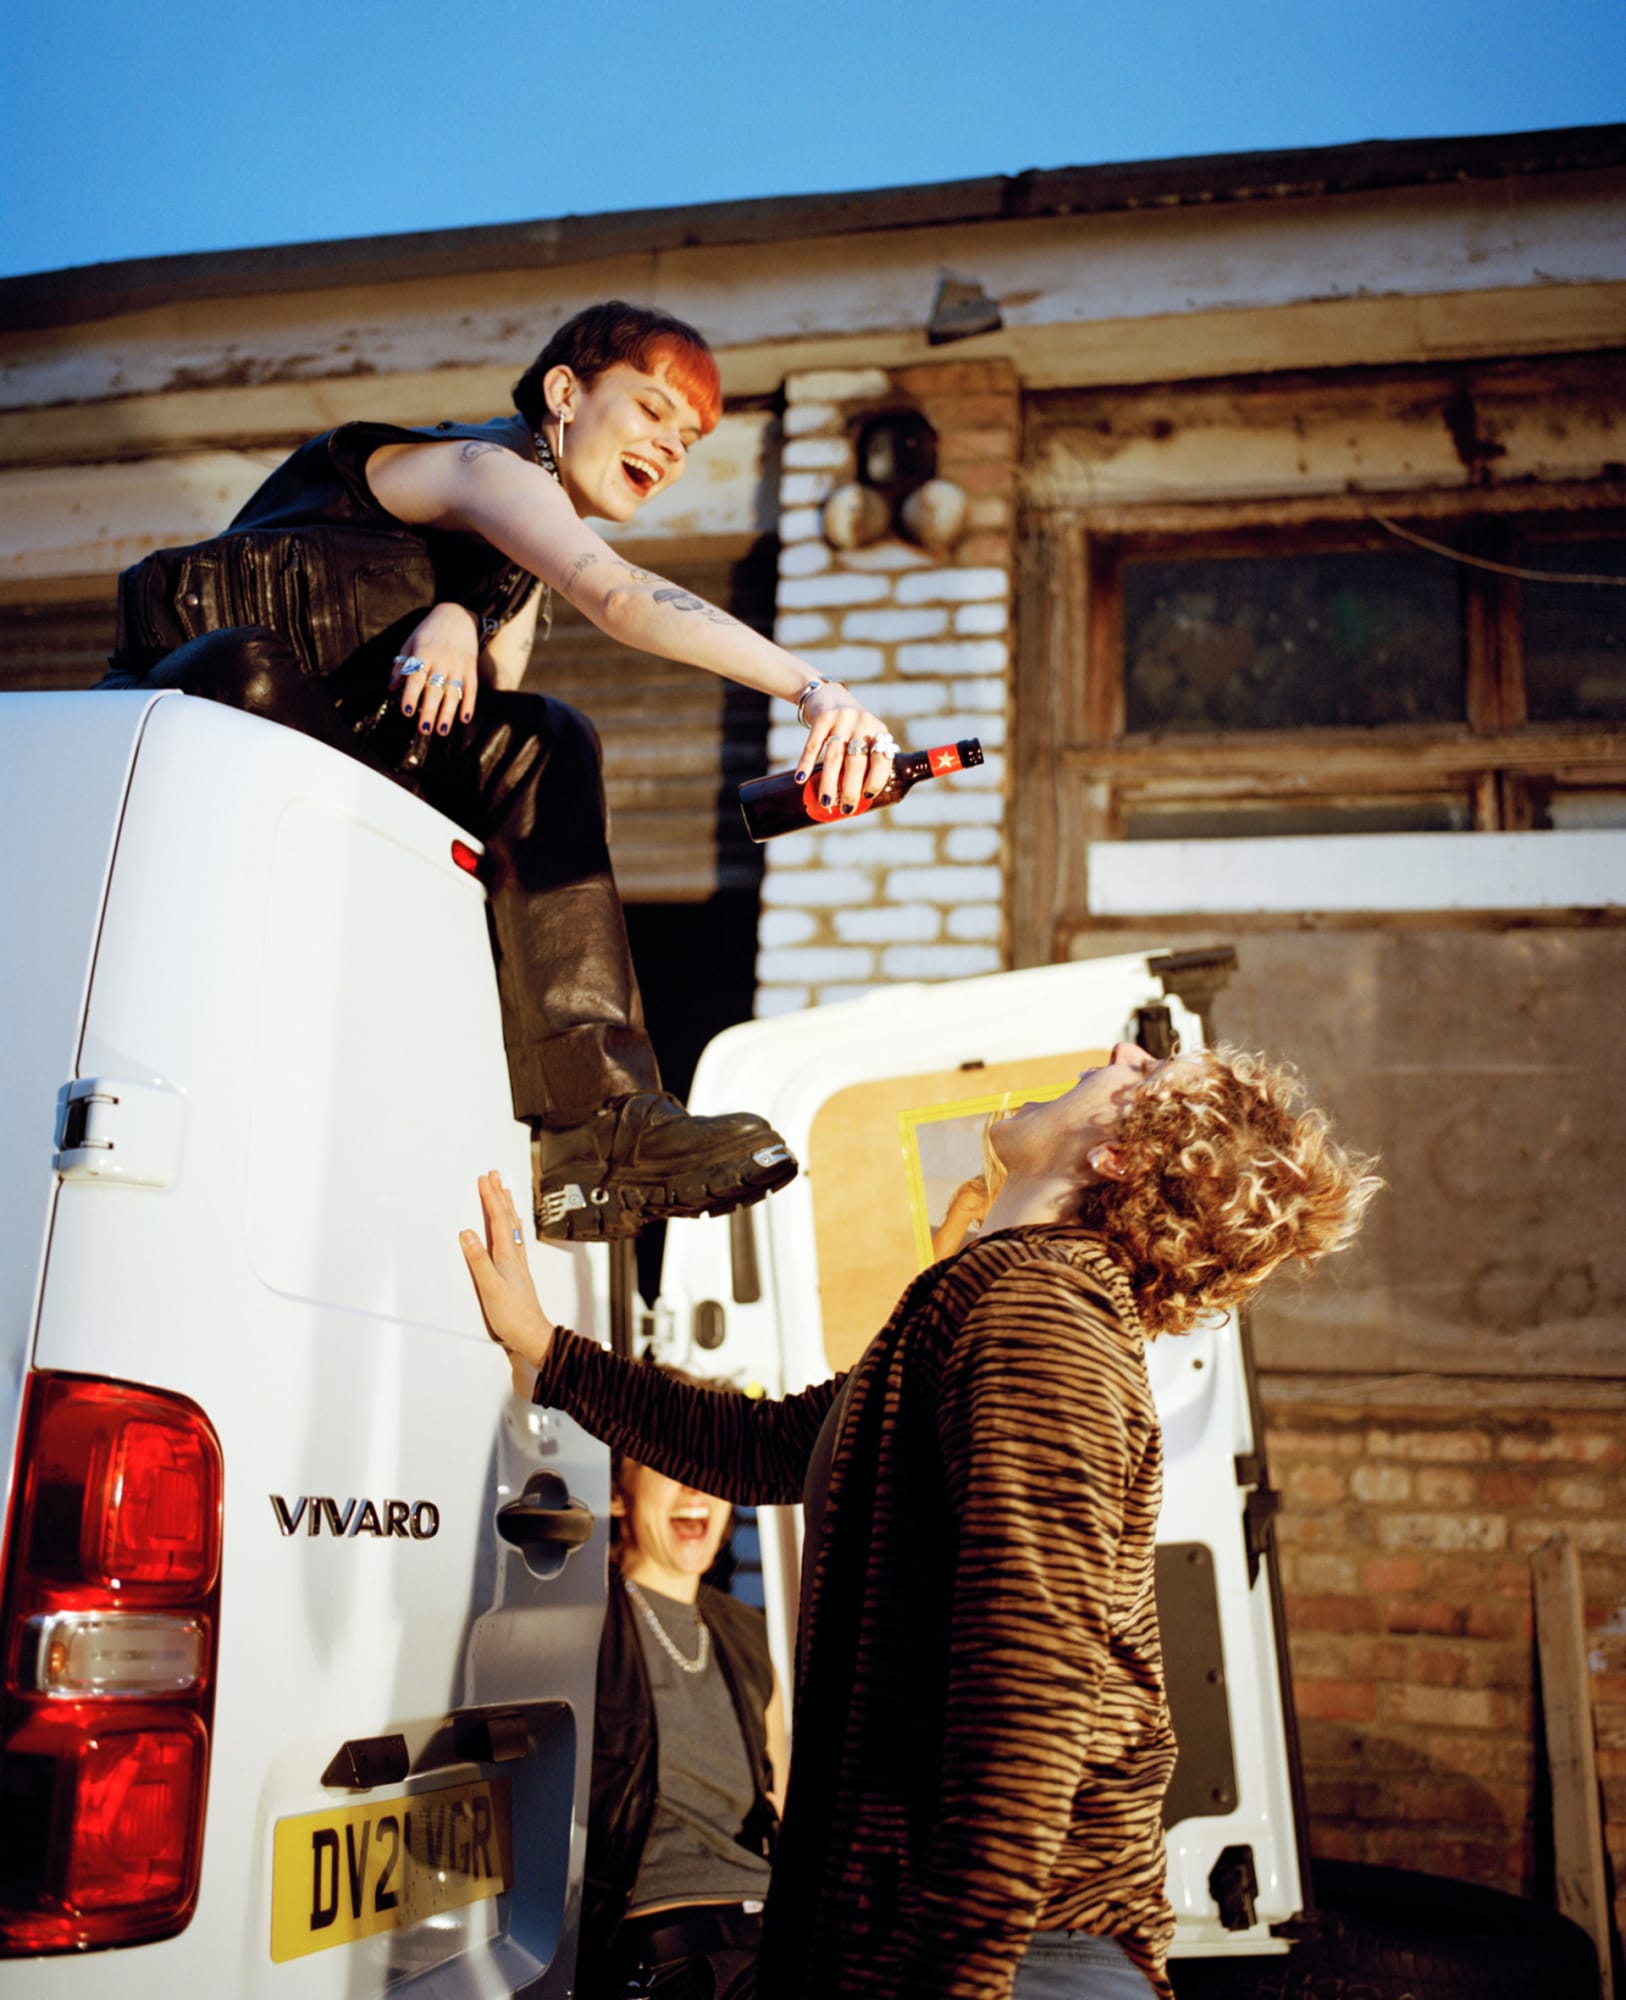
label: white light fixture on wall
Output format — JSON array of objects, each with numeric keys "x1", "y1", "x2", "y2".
[{"x1": 822, "y1": 408, "x2": 968, "y2": 555}]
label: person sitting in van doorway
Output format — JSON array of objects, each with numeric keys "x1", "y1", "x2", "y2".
[
  {"x1": 463, "y1": 1043, "x2": 1380, "y2": 2000},
  {"x1": 582, "y1": 1374, "x2": 787, "y2": 2000},
  {"x1": 101, "y1": 301, "x2": 897, "y2": 1242}
]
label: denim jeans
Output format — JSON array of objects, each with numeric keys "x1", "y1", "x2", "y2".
[{"x1": 1012, "y1": 1930, "x2": 1158, "y2": 1999}]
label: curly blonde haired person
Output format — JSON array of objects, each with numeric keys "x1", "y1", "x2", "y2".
[{"x1": 463, "y1": 1038, "x2": 1379, "y2": 2000}]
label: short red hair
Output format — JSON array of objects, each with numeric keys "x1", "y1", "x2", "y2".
[{"x1": 513, "y1": 300, "x2": 722, "y2": 435}]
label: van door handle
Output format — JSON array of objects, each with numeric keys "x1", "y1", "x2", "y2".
[{"x1": 496, "y1": 1473, "x2": 594, "y2": 1550}]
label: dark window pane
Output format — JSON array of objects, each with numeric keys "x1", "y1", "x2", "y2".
[
  {"x1": 1122, "y1": 550, "x2": 1465, "y2": 733},
  {"x1": 1122, "y1": 797, "x2": 1473, "y2": 841},
  {"x1": 1521, "y1": 538, "x2": 1626, "y2": 722}
]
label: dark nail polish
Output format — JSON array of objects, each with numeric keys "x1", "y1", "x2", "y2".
[
  {"x1": 420, "y1": 721, "x2": 431, "y2": 734},
  {"x1": 820, "y1": 794, "x2": 833, "y2": 808},
  {"x1": 439, "y1": 722, "x2": 450, "y2": 735},
  {"x1": 841, "y1": 802, "x2": 855, "y2": 815},
  {"x1": 794, "y1": 770, "x2": 807, "y2": 784},
  {"x1": 403, "y1": 704, "x2": 415, "y2": 718}
]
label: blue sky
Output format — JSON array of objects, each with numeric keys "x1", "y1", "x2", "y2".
[{"x1": 3, "y1": 0, "x2": 1624, "y2": 279}]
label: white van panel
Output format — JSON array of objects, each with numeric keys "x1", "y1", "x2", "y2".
[
  {"x1": 247, "y1": 792, "x2": 513, "y2": 1331},
  {"x1": 10, "y1": 694, "x2": 605, "y2": 1996},
  {"x1": 0, "y1": 692, "x2": 160, "y2": 1516}
]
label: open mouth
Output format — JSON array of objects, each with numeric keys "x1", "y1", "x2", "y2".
[
  {"x1": 621, "y1": 455, "x2": 660, "y2": 498},
  {"x1": 670, "y1": 1503, "x2": 712, "y2": 1545}
]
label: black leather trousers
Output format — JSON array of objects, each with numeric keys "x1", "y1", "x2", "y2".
[{"x1": 103, "y1": 627, "x2": 661, "y2": 1129}]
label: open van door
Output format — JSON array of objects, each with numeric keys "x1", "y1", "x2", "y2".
[{"x1": 651, "y1": 953, "x2": 1304, "y2": 1963}]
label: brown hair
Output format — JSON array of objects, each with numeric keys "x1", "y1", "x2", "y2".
[{"x1": 1076, "y1": 1046, "x2": 1381, "y2": 1337}]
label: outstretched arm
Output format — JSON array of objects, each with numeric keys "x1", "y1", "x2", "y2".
[
  {"x1": 370, "y1": 440, "x2": 894, "y2": 809},
  {"x1": 461, "y1": 1172, "x2": 837, "y2": 1505}
]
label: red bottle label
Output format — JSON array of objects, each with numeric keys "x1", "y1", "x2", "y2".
[
  {"x1": 796, "y1": 744, "x2": 963, "y2": 825},
  {"x1": 801, "y1": 774, "x2": 876, "y2": 825}
]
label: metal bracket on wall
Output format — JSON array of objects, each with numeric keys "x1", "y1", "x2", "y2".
[{"x1": 1148, "y1": 945, "x2": 1238, "y2": 1046}]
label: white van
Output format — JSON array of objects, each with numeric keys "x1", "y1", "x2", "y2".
[
  {"x1": 1, "y1": 690, "x2": 606, "y2": 1995},
  {"x1": 1, "y1": 691, "x2": 1593, "y2": 1998}
]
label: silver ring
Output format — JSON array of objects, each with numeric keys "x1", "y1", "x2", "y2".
[
  {"x1": 395, "y1": 655, "x2": 426, "y2": 676},
  {"x1": 427, "y1": 672, "x2": 449, "y2": 689},
  {"x1": 511, "y1": 1226, "x2": 524, "y2": 1245},
  {"x1": 449, "y1": 678, "x2": 465, "y2": 693}
]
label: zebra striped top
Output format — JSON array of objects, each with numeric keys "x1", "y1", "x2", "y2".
[{"x1": 534, "y1": 1223, "x2": 1176, "y2": 2000}]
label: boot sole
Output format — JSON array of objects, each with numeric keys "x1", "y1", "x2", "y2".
[{"x1": 536, "y1": 1143, "x2": 798, "y2": 1242}]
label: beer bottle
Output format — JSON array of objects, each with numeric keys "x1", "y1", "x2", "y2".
[{"x1": 738, "y1": 739, "x2": 983, "y2": 843}]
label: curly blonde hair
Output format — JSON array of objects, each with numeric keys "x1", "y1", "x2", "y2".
[{"x1": 1074, "y1": 1046, "x2": 1381, "y2": 1337}]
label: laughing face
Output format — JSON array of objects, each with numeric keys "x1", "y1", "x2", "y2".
[
  {"x1": 612, "y1": 1459, "x2": 733, "y2": 1599},
  {"x1": 549, "y1": 358, "x2": 702, "y2": 522}
]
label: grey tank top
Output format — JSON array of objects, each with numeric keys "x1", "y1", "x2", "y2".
[{"x1": 624, "y1": 1584, "x2": 773, "y2": 1916}]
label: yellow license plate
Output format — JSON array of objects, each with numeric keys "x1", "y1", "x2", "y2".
[{"x1": 271, "y1": 1777, "x2": 513, "y2": 1963}]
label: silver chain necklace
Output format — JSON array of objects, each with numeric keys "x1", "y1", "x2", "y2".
[{"x1": 624, "y1": 1578, "x2": 710, "y2": 1675}]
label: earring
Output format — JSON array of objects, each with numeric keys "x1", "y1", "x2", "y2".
[{"x1": 555, "y1": 404, "x2": 571, "y2": 468}]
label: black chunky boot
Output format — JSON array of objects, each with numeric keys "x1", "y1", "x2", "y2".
[{"x1": 535, "y1": 1093, "x2": 797, "y2": 1241}]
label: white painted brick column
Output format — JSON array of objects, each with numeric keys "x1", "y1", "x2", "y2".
[{"x1": 753, "y1": 365, "x2": 1018, "y2": 1016}]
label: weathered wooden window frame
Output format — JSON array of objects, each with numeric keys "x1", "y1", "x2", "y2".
[{"x1": 1012, "y1": 488, "x2": 1626, "y2": 966}]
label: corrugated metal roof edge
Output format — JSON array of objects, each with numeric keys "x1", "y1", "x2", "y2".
[{"x1": 5, "y1": 121, "x2": 1624, "y2": 335}]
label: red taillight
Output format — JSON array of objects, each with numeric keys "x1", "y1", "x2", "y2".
[
  {"x1": 450, "y1": 838, "x2": 481, "y2": 875},
  {"x1": 0, "y1": 1375, "x2": 222, "y2": 1954}
]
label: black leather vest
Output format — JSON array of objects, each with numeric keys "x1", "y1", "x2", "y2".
[
  {"x1": 584, "y1": 1573, "x2": 779, "y2": 1971},
  {"x1": 109, "y1": 413, "x2": 540, "y2": 685}
]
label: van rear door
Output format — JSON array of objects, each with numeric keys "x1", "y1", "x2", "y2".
[
  {"x1": 4, "y1": 691, "x2": 602, "y2": 1996},
  {"x1": 655, "y1": 953, "x2": 1303, "y2": 1959}
]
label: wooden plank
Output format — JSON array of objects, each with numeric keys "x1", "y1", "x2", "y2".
[
  {"x1": 1059, "y1": 724, "x2": 1626, "y2": 783},
  {"x1": 1026, "y1": 477, "x2": 1626, "y2": 542},
  {"x1": 1531, "y1": 1532, "x2": 1614, "y2": 1998},
  {"x1": 1023, "y1": 358, "x2": 1626, "y2": 514},
  {"x1": 1087, "y1": 827, "x2": 1626, "y2": 915}
]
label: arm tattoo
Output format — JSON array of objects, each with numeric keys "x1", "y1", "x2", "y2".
[
  {"x1": 652, "y1": 586, "x2": 739, "y2": 628},
  {"x1": 561, "y1": 555, "x2": 659, "y2": 609},
  {"x1": 458, "y1": 440, "x2": 505, "y2": 461}
]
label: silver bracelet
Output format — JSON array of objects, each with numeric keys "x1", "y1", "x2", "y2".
[{"x1": 794, "y1": 677, "x2": 845, "y2": 728}]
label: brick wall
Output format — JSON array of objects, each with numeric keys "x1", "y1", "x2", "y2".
[
  {"x1": 754, "y1": 362, "x2": 1019, "y2": 1016},
  {"x1": 1265, "y1": 1375, "x2": 1626, "y2": 1946}
]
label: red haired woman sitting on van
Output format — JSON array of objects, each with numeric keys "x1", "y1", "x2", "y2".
[{"x1": 105, "y1": 302, "x2": 896, "y2": 1242}]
